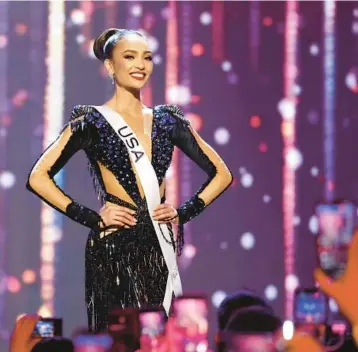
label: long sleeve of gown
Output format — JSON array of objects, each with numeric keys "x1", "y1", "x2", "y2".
[
  {"x1": 167, "y1": 106, "x2": 233, "y2": 252},
  {"x1": 26, "y1": 108, "x2": 103, "y2": 230}
]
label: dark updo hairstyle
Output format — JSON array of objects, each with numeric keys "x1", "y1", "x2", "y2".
[{"x1": 93, "y1": 28, "x2": 146, "y2": 62}]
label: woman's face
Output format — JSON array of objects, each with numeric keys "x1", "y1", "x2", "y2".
[{"x1": 106, "y1": 34, "x2": 153, "y2": 90}]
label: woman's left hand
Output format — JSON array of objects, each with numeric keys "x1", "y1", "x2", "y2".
[{"x1": 152, "y1": 203, "x2": 179, "y2": 224}]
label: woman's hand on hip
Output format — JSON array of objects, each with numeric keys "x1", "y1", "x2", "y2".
[
  {"x1": 99, "y1": 204, "x2": 137, "y2": 238},
  {"x1": 152, "y1": 203, "x2": 179, "y2": 224}
]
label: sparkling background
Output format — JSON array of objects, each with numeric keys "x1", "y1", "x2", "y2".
[{"x1": 0, "y1": 0, "x2": 358, "y2": 349}]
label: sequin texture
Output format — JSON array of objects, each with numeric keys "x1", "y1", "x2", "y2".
[{"x1": 26, "y1": 103, "x2": 231, "y2": 333}]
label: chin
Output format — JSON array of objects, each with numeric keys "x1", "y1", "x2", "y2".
[{"x1": 125, "y1": 79, "x2": 147, "y2": 90}]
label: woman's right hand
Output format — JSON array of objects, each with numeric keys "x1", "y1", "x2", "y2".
[{"x1": 99, "y1": 203, "x2": 137, "y2": 238}]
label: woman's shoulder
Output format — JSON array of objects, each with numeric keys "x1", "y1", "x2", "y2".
[
  {"x1": 69, "y1": 104, "x2": 102, "y2": 133},
  {"x1": 154, "y1": 104, "x2": 190, "y2": 128},
  {"x1": 70, "y1": 104, "x2": 94, "y2": 120}
]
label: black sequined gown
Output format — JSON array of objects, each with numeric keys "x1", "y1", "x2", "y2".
[{"x1": 26, "y1": 104, "x2": 233, "y2": 332}]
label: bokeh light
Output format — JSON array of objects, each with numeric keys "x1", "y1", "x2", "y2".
[
  {"x1": 293, "y1": 216, "x2": 300, "y2": 226},
  {"x1": 309, "y1": 215, "x2": 319, "y2": 234},
  {"x1": 263, "y1": 17, "x2": 273, "y2": 26},
  {"x1": 41, "y1": 244, "x2": 55, "y2": 262},
  {"x1": 329, "y1": 298, "x2": 339, "y2": 313},
  {"x1": 130, "y1": 4, "x2": 143, "y2": 17},
  {"x1": 221, "y1": 61, "x2": 232, "y2": 72},
  {"x1": 259, "y1": 142, "x2": 268, "y2": 152},
  {"x1": 240, "y1": 232, "x2": 255, "y2": 250},
  {"x1": 192, "y1": 43, "x2": 204, "y2": 56},
  {"x1": 167, "y1": 85, "x2": 191, "y2": 105},
  {"x1": 7, "y1": 276, "x2": 21, "y2": 293},
  {"x1": 22, "y1": 270, "x2": 36, "y2": 284},
  {"x1": 263, "y1": 195, "x2": 271, "y2": 203},
  {"x1": 37, "y1": 305, "x2": 52, "y2": 318},
  {"x1": 70, "y1": 9, "x2": 86, "y2": 25},
  {"x1": 0, "y1": 35, "x2": 8, "y2": 49},
  {"x1": 212, "y1": 290, "x2": 227, "y2": 308},
  {"x1": 214, "y1": 127, "x2": 230, "y2": 145},
  {"x1": 76, "y1": 34, "x2": 85, "y2": 44},
  {"x1": 265, "y1": 285, "x2": 278, "y2": 301},
  {"x1": 293, "y1": 84, "x2": 302, "y2": 96},
  {"x1": 310, "y1": 167, "x2": 319, "y2": 177},
  {"x1": 278, "y1": 98, "x2": 296, "y2": 120},
  {"x1": 0, "y1": 170, "x2": 16, "y2": 189},
  {"x1": 285, "y1": 147, "x2": 303, "y2": 170},
  {"x1": 310, "y1": 44, "x2": 319, "y2": 56},
  {"x1": 15, "y1": 23, "x2": 27, "y2": 35},
  {"x1": 183, "y1": 244, "x2": 197, "y2": 259},
  {"x1": 41, "y1": 283, "x2": 55, "y2": 301},
  {"x1": 43, "y1": 225, "x2": 63, "y2": 243},
  {"x1": 12, "y1": 89, "x2": 29, "y2": 107},
  {"x1": 153, "y1": 55, "x2": 162, "y2": 65},
  {"x1": 250, "y1": 115, "x2": 261, "y2": 128},
  {"x1": 282, "y1": 320, "x2": 294, "y2": 340},
  {"x1": 345, "y1": 67, "x2": 358, "y2": 92},
  {"x1": 40, "y1": 264, "x2": 55, "y2": 281},
  {"x1": 200, "y1": 12, "x2": 212, "y2": 25},
  {"x1": 285, "y1": 274, "x2": 299, "y2": 292},
  {"x1": 281, "y1": 119, "x2": 294, "y2": 137},
  {"x1": 240, "y1": 172, "x2": 254, "y2": 188}
]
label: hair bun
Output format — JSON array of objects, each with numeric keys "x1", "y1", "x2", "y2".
[{"x1": 93, "y1": 28, "x2": 120, "y2": 61}]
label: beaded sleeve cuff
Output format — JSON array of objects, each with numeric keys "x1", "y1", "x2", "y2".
[
  {"x1": 176, "y1": 194, "x2": 206, "y2": 255},
  {"x1": 66, "y1": 201, "x2": 104, "y2": 231},
  {"x1": 177, "y1": 194, "x2": 206, "y2": 224}
]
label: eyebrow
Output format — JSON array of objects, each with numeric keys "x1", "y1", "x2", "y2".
[{"x1": 123, "y1": 49, "x2": 152, "y2": 55}]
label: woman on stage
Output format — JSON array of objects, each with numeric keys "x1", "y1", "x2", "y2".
[{"x1": 27, "y1": 28, "x2": 233, "y2": 332}]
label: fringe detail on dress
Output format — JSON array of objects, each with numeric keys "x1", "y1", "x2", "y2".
[{"x1": 87, "y1": 160, "x2": 106, "y2": 204}]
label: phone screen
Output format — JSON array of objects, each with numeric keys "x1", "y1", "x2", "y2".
[
  {"x1": 139, "y1": 310, "x2": 165, "y2": 338},
  {"x1": 294, "y1": 289, "x2": 327, "y2": 325},
  {"x1": 73, "y1": 333, "x2": 113, "y2": 352},
  {"x1": 32, "y1": 318, "x2": 62, "y2": 337},
  {"x1": 173, "y1": 295, "x2": 209, "y2": 351},
  {"x1": 316, "y1": 201, "x2": 355, "y2": 278}
]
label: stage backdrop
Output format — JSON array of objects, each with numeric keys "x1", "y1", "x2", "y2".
[{"x1": 0, "y1": 0, "x2": 357, "y2": 349}]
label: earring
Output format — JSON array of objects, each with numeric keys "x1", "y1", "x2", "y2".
[{"x1": 109, "y1": 73, "x2": 115, "y2": 85}]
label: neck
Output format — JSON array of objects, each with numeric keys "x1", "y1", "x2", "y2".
[{"x1": 106, "y1": 85, "x2": 143, "y2": 115}]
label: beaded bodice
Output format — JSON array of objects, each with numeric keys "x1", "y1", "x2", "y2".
[
  {"x1": 69, "y1": 104, "x2": 191, "y2": 206},
  {"x1": 27, "y1": 101, "x2": 232, "y2": 240}
]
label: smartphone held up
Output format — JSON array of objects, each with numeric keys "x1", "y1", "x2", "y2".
[
  {"x1": 32, "y1": 318, "x2": 62, "y2": 338},
  {"x1": 173, "y1": 294, "x2": 209, "y2": 352},
  {"x1": 315, "y1": 200, "x2": 356, "y2": 279}
]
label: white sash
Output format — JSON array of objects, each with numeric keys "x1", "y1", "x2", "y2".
[{"x1": 93, "y1": 105, "x2": 182, "y2": 314}]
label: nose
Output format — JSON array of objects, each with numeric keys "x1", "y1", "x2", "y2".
[{"x1": 134, "y1": 59, "x2": 145, "y2": 70}]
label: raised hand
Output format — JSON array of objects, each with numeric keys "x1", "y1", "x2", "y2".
[
  {"x1": 9, "y1": 314, "x2": 42, "y2": 352},
  {"x1": 314, "y1": 230, "x2": 358, "y2": 326}
]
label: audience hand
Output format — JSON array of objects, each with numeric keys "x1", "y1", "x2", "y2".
[
  {"x1": 314, "y1": 230, "x2": 358, "y2": 326},
  {"x1": 275, "y1": 327, "x2": 324, "y2": 352},
  {"x1": 9, "y1": 314, "x2": 42, "y2": 352}
]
